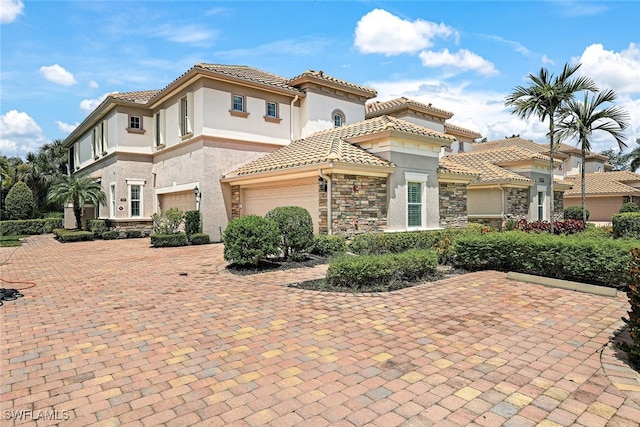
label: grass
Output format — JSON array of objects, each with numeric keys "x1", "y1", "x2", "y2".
[{"x1": 0, "y1": 235, "x2": 24, "y2": 247}]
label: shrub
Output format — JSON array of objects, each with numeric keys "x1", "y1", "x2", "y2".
[
  {"x1": 53, "y1": 228, "x2": 94, "y2": 243},
  {"x1": 454, "y1": 231, "x2": 636, "y2": 288},
  {"x1": 514, "y1": 219, "x2": 586, "y2": 235},
  {"x1": 326, "y1": 249, "x2": 439, "y2": 290},
  {"x1": 152, "y1": 208, "x2": 183, "y2": 234},
  {"x1": 184, "y1": 210, "x2": 202, "y2": 239},
  {"x1": 574, "y1": 223, "x2": 612, "y2": 239},
  {"x1": 42, "y1": 212, "x2": 63, "y2": 219},
  {"x1": 150, "y1": 232, "x2": 188, "y2": 247},
  {"x1": 612, "y1": 213, "x2": 640, "y2": 239},
  {"x1": 101, "y1": 230, "x2": 119, "y2": 240},
  {"x1": 223, "y1": 215, "x2": 280, "y2": 266},
  {"x1": 564, "y1": 205, "x2": 590, "y2": 221},
  {"x1": 5, "y1": 182, "x2": 34, "y2": 220},
  {"x1": 86, "y1": 219, "x2": 107, "y2": 237},
  {"x1": 125, "y1": 229, "x2": 143, "y2": 238},
  {"x1": 0, "y1": 218, "x2": 62, "y2": 235},
  {"x1": 309, "y1": 235, "x2": 347, "y2": 257},
  {"x1": 620, "y1": 202, "x2": 640, "y2": 213},
  {"x1": 618, "y1": 248, "x2": 640, "y2": 368},
  {"x1": 265, "y1": 206, "x2": 314, "y2": 259},
  {"x1": 189, "y1": 233, "x2": 210, "y2": 245}
]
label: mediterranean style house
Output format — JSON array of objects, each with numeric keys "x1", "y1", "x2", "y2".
[{"x1": 63, "y1": 64, "x2": 581, "y2": 238}]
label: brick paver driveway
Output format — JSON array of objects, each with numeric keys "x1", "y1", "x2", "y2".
[{"x1": 1, "y1": 235, "x2": 639, "y2": 426}]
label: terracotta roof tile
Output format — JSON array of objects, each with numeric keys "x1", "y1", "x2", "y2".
[
  {"x1": 438, "y1": 158, "x2": 481, "y2": 176},
  {"x1": 444, "y1": 122, "x2": 482, "y2": 138},
  {"x1": 196, "y1": 63, "x2": 302, "y2": 93},
  {"x1": 473, "y1": 137, "x2": 601, "y2": 157},
  {"x1": 366, "y1": 97, "x2": 454, "y2": 119},
  {"x1": 288, "y1": 70, "x2": 377, "y2": 97},
  {"x1": 564, "y1": 171, "x2": 640, "y2": 196},
  {"x1": 110, "y1": 90, "x2": 161, "y2": 104}
]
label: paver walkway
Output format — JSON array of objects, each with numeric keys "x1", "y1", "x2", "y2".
[{"x1": 1, "y1": 235, "x2": 639, "y2": 426}]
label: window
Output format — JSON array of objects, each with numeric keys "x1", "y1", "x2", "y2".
[
  {"x1": 407, "y1": 182, "x2": 422, "y2": 227},
  {"x1": 130, "y1": 185, "x2": 141, "y2": 217},
  {"x1": 179, "y1": 93, "x2": 193, "y2": 137},
  {"x1": 232, "y1": 95, "x2": 244, "y2": 112},
  {"x1": 129, "y1": 115, "x2": 141, "y2": 130},
  {"x1": 332, "y1": 110, "x2": 345, "y2": 127},
  {"x1": 110, "y1": 183, "x2": 116, "y2": 218},
  {"x1": 537, "y1": 191, "x2": 544, "y2": 221},
  {"x1": 92, "y1": 128, "x2": 98, "y2": 158},
  {"x1": 266, "y1": 102, "x2": 277, "y2": 118},
  {"x1": 458, "y1": 141, "x2": 465, "y2": 152},
  {"x1": 102, "y1": 120, "x2": 108, "y2": 151},
  {"x1": 154, "y1": 110, "x2": 165, "y2": 147}
]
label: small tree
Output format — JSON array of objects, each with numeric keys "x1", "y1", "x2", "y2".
[
  {"x1": 184, "y1": 210, "x2": 202, "y2": 239},
  {"x1": 223, "y1": 215, "x2": 280, "y2": 267},
  {"x1": 47, "y1": 175, "x2": 106, "y2": 230},
  {"x1": 5, "y1": 181, "x2": 34, "y2": 220},
  {"x1": 152, "y1": 208, "x2": 184, "y2": 234},
  {"x1": 618, "y1": 248, "x2": 640, "y2": 369},
  {"x1": 265, "y1": 206, "x2": 314, "y2": 260}
]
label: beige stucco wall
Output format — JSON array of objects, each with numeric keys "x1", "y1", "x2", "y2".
[
  {"x1": 299, "y1": 91, "x2": 366, "y2": 139},
  {"x1": 564, "y1": 195, "x2": 624, "y2": 222},
  {"x1": 467, "y1": 188, "x2": 502, "y2": 216}
]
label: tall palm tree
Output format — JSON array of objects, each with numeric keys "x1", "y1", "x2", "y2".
[
  {"x1": 628, "y1": 138, "x2": 640, "y2": 172},
  {"x1": 47, "y1": 175, "x2": 106, "y2": 230},
  {"x1": 505, "y1": 63, "x2": 597, "y2": 233},
  {"x1": 557, "y1": 89, "x2": 629, "y2": 222}
]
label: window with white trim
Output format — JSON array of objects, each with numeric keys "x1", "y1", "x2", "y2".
[
  {"x1": 266, "y1": 101, "x2": 277, "y2": 118},
  {"x1": 405, "y1": 172, "x2": 429, "y2": 229},
  {"x1": 332, "y1": 109, "x2": 345, "y2": 127},
  {"x1": 127, "y1": 179, "x2": 145, "y2": 218},
  {"x1": 154, "y1": 109, "x2": 165, "y2": 147},
  {"x1": 129, "y1": 115, "x2": 141, "y2": 130},
  {"x1": 102, "y1": 120, "x2": 108, "y2": 151},
  {"x1": 537, "y1": 191, "x2": 544, "y2": 221},
  {"x1": 92, "y1": 128, "x2": 98, "y2": 158},
  {"x1": 179, "y1": 92, "x2": 193, "y2": 137},
  {"x1": 232, "y1": 95, "x2": 245, "y2": 112}
]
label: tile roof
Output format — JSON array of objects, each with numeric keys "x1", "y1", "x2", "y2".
[
  {"x1": 444, "y1": 122, "x2": 482, "y2": 138},
  {"x1": 110, "y1": 90, "x2": 161, "y2": 104},
  {"x1": 196, "y1": 63, "x2": 303, "y2": 93},
  {"x1": 473, "y1": 137, "x2": 602, "y2": 158},
  {"x1": 366, "y1": 97, "x2": 454, "y2": 119},
  {"x1": 563, "y1": 171, "x2": 640, "y2": 196},
  {"x1": 288, "y1": 70, "x2": 377, "y2": 97},
  {"x1": 227, "y1": 115, "x2": 454, "y2": 177},
  {"x1": 438, "y1": 158, "x2": 481, "y2": 176}
]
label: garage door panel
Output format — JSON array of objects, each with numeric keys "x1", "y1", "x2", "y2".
[
  {"x1": 159, "y1": 191, "x2": 196, "y2": 213},
  {"x1": 244, "y1": 184, "x2": 319, "y2": 233}
]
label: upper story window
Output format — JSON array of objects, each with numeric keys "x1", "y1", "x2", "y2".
[
  {"x1": 154, "y1": 109, "x2": 165, "y2": 147},
  {"x1": 266, "y1": 102, "x2": 277, "y2": 118},
  {"x1": 332, "y1": 109, "x2": 345, "y2": 127},
  {"x1": 179, "y1": 93, "x2": 193, "y2": 137},
  {"x1": 129, "y1": 115, "x2": 141, "y2": 130},
  {"x1": 232, "y1": 95, "x2": 245, "y2": 112}
]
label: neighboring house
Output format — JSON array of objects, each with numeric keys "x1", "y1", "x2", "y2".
[
  {"x1": 441, "y1": 146, "x2": 571, "y2": 228},
  {"x1": 563, "y1": 171, "x2": 640, "y2": 221}
]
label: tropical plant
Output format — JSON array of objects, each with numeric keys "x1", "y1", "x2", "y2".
[
  {"x1": 4, "y1": 181, "x2": 34, "y2": 220},
  {"x1": 505, "y1": 63, "x2": 597, "y2": 233},
  {"x1": 557, "y1": 89, "x2": 629, "y2": 221},
  {"x1": 47, "y1": 175, "x2": 106, "y2": 230},
  {"x1": 629, "y1": 138, "x2": 640, "y2": 173},
  {"x1": 620, "y1": 202, "x2": 640, "y2": 213}
]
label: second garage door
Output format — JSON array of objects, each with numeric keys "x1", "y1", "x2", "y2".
[
  {"x1": 158, "y1": 191, "x2": 197, "y2": 214},
  {"x1": 244, "y1": 183, "x2": 319, "y2": 233}
]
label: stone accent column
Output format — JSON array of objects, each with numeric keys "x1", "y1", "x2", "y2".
[
  {"x1": 439, "y1": 182, "x2": 468, "y2": 228},
  {"x1": 504, "y1": 188, "x2": 529, "y2": 222},
  {"x1": 231, "y1": 185, "x2": 240, "y2": 219},
  {"x1": 554, "y1": 191, "x2": 564, "y2": 220},
  {"x1": 331, "y1": 174, "x2": 387, "y2": 237}
]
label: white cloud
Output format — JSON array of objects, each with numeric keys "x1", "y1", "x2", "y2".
[
  {"x1": 56, "y1": 120, "x2": 78, "y2": 134},
  {"x1": 39, "y1": 64, "x2": 77, "y2": 86},
  {"x1": 0, "y1": 110, "x2": 47, "y2": 157},
  {"x1": 541, "y1": 54, "x2": 554, "y2": 65},
  {"x1": 152, "y1": 24, "x2": 214, "y2": 45},
  {"x1": 354, "y1": 9, "x2": 457, "y2": 56},
  {"x1": 89, "y1": 80, "x2": 99, "y2": 89},
  {"x1": 0, "y1": 0, "x2": 24, "y2": 24},
  {"x1": 577, "y1": 43, "x2": 640, "y2": 96},
  {"x1": 419, "y1": 49, "x2": 498, "y2": 76},
  {"x1": 80, "y1": 92, "x2": 116, "y2": 112}
]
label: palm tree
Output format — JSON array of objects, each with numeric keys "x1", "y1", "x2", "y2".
[
  {"x1": 47, "y1": 175, "x2": 106, "y2": 230},
  {"x1": 505, "y1": 63, "x2": 597, "y2": 233},
  {"x1": 557, "y1": 89, "x2": 629, "y2": 221},
  {"x1": 628, "y1": 138, "x2": 640, "y2": 172}
]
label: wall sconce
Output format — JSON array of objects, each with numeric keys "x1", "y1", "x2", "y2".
[
  {"x1": 194, "y1": 185, "x2": 202, "y2": 210},
  {"x1": 352, "y1": 184, "x2": 359, "y2": 193},
  {"x1": 318, "y1": 177, "x2": 327, "y2": 192}
]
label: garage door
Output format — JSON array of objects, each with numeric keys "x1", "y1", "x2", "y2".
[
  {"x1": 158, "y1": 191, "x2": 196, "y2": 213},
  {"x1": 244, "y1": 183, "x2": 319, "y2": 233}
]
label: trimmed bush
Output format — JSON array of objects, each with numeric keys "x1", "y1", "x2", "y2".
[
  {"x1": 223, "y1": 215, "x2": 280, "y2": 266},
  {"x1": 564, "y1": 205, "x2": 590, "y2": 221},
  {"x1": 125, "y1": 229, "x2": 143, "y2": 238},
  {"x1": 265, "y1": 206, "x2": 314, "y2": 259},
  {"x1": 53, "y1": 228, "x2": 94, "y2": 243},
  {"x1": 185, "y1": 210, "x2": 202, "y2": 239},
  {"x1": 618, "y1": 248, "x2": 640, "y2": 368},
  {"x1": 189, "y1": 233, "x2": 210, "y2": 245},
  {"x1": 612, "y1": 213, "x2": 640, "y2": 239},
  {"x1": 5, "y1": 182, "x2": 34, "y2": 220},
  {"x1": 620, "y1": 202, "x2": 640, "y2": 213},
  {"x1": 86, "y1": 219, "x2": 107, "y2": 237},
  {"x1": 0, "y1": 218, "x2": 63, "y2": 235},
  {"x1": 151, "y1": 233, "x2": 188, "y2": 247},
  {"x1": 454, "y1": 231, "x2": 637, "y2": 288},
  {"x1": 309, "y1": 235, "x2": 347, "y2": 257},
  {"x1": 514, "y1": 219, "x2": 586, "y2": 235},
  {"x1": 326, "y1": 249, "x2": 439, "y2": 290},
  {"x1": 101, "y1": 230, "x2": 119, "y2": 240}
]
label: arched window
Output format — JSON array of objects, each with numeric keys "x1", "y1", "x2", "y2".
[{"x1": 332, "y1": 110, "x2": 345, "y2": 127}]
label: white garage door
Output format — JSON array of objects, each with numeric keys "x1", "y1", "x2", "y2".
[
  {"x1": 158, "y1": 191, "x2": 196, "y2": 213},
  {"x1": 244, "y1": 183, "x2": 319, "y2": 233}
]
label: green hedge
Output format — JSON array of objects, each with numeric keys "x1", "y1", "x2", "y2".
[
  {"x1": 185, "y1": 210, "x2": 202, "y2": 238},
  {"x1": 265, "y1": 206, "x2": 314, "y2": 259},
  {"x1": 86, "y1": 219, "x2": 107, "y2": 237},
  {"x1": 454, "y1": 231, "x2": 637, "y2": 288},
  {"x1": 125, "y1": 229, "x2": 143, "y2": 238},
  {"x1": 0, "y1": 218, "x2": 63, "y2": 235},
  {"x1": 223, "y1": 215, "x2": 280, "y2": 266},
  {"x1": 189, "y1": 233, "x2": 210, "y2": 245},
  {"x1": 613, "y1": 213, "x2": 640, "y2": 239},
  {"x1": 101, "y1": 230, "x2": 120, "y2": 240},
  {"x1": 150, "y1": 233, "x2": 188, "y2": 247},
  {"x1": 310, "y1": 235, "x2": 347, "y2": 257},
  {"x1": 564, "y1": 205, "x2": 590, "y2": 221},
  {"x1": 326, "y1": 249, "x2": 439, "y2": 290},
  {"x1": 52, "y1": 228, "x2": 94, "y2": 243}
]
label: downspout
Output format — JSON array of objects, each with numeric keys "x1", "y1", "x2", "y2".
[
  {"x1": 319, "y1": 169, "x2": 332, "y2": 235},
  {"x1": 290, "y1": 95, "x2": 299, "y2": 141}
]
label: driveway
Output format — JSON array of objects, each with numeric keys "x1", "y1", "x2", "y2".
[{"x1": 1, "y1": 235, "x2": 639, "y2": 426}]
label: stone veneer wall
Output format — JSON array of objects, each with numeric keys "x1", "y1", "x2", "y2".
[
  {"x1": 554, "y1": 192, "x2": 564, "y2": 220},
  {"x1": 439, "y1": 182, "x2": 468, "y2": 228},
  {"x1": 328, "y1": 174, "x2": 387, "y2": 236},
  {"x1": 231, "y1": 185, "x2": 240, "y2": 220},
  {"x1": 504, "y1": 188, "x2": 529, "y2": 221}
]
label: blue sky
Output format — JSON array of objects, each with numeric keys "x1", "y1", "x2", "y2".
[{"x1": 1, "y1": 0, "x2": 639, "y2": 159}]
